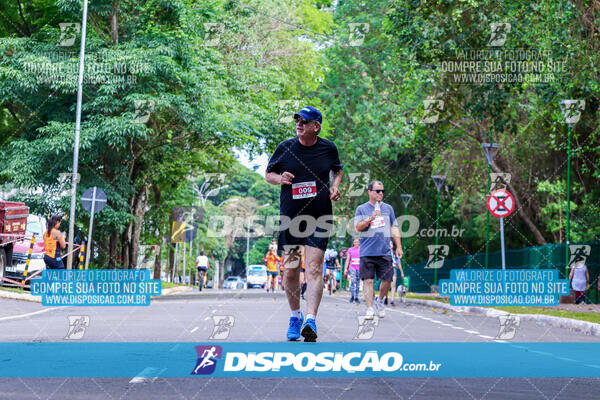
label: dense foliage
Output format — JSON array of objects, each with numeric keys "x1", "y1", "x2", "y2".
[{"x1": 1, "y1": 0, "x2": 598, "y2": 278}]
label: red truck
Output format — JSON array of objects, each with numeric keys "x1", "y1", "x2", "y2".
[{"x1": 0, "y1": 201, "x2": 29, "y2": 282}]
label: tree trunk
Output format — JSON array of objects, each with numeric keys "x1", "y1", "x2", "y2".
[
  {"x1": 109, "y1": 234, "x2": 118, "y2": 267},
  {"x1": 121, "y1": 229, "x2": 130, "y2": 268},
  {"x1": 110, "y1": 1, "x2": 119, "y2": 46},
  {"x1": 129, "y1": 185, "x2": 148, "y2": 269}
]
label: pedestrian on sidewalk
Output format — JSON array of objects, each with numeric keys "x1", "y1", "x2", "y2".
[{"x1": 569, "y1": 255, "x2": 589, "y2": 305}]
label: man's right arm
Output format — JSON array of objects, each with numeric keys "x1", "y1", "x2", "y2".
[
  {"x1": 266, "y1": 172, "x2": 282, "y2": 185},
  {"x1": 266, "y1": 171, "x2": 294, "y2": 185},
  {"x1": 355, "y1": 215, "x2": 374, "y2": 232}
]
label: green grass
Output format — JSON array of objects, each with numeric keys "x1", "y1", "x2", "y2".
[
  {"x1": 491, "y1": 306, "x2": 600, "y2": 324},
  {"x1": 406, "y1": 293, "x2": 600, "y2": 324},
  {"x1": 161, "y1": 281, "x2": 192, "y2": 289},
  {"x1": 0, "y1": 285, "x2": 28, "y2": 294}
]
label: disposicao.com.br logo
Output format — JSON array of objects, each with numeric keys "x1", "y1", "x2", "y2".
[{"x1": 191, "y1": 344, "x2": 442, "y2": 376}]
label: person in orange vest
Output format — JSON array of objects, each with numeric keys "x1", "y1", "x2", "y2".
[
  {"x1": 262, "y1": 246, "x2": 282, "y2": 293},
  {"x1": 43, "y1": 215, "x2": 67, "y2": 269}
]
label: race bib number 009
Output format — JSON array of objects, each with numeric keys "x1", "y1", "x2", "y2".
[
  {"x1": 292, "y1": 181, "x2": 317, "y2": 199},
  {"x1": 370, "y1": 216, "x2": 386, "y2": 228}
]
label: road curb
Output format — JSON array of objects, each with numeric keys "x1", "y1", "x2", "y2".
[
  {"x1": 0, "y1": 284, "x2": 191, "y2": 303},
  {"x1": 0, "y1": 289, "x2": 41, "y2": 303},
  {"x1": 405, "y1": 298, "x2": 600, "y2": 337}
]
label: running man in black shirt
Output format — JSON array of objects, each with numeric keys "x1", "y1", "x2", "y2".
[{"x1": 266, "y1": 106, "x2": 343, "y2": 342}]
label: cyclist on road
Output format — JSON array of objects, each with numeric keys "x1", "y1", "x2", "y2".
[
  {"x1": 265, "y1": 106, "x2": 343, "y2": 342},
  {"x1": 323, "y1": 248, "x2": 341, "y2": 293},
  {"x1": 195, "y1": 251, "x2": 209, "y2": 291}
]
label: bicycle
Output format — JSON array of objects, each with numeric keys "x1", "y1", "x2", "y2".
[
  {"x1": 197, "y1": 269, "x2": 206, "y2": 292},
  {"x1": 326, "y1": 268, "x2": 336, "y2": 295}
]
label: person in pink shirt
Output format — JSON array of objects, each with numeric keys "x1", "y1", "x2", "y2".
[{"x1": 344, "y1": 238, "x2": 361, "y2": 304}]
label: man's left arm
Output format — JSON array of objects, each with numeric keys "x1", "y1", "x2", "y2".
[
  {"x1": 390, "y1": 207, "x2": 403, "y2": 259},
  {"x1": 329, "y1": 169, "x2": 343, "y2": 201}
]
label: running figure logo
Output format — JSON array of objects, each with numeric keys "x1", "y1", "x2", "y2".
[
  {"x1": 282, "y1": 245, "x2": 302, "y2": 270},
  {"x1": 487, "y1": 23, "x2": 511, "y2": 47},
  {"x1": 559, "y1": 100, "x2": 586, "y2": 124},
  {"x1": 58, "y1": 23, "x2": 80, "y2": 46},
  {"x1": 348, "y1": 23, "x2": 370, "y2": 46},
  {"x1": 422, "y1": 100, "x2": 444, "y2": 124},
  {"x1": 569, "y1": 245, "x2": 591, "y2": 267},
  {"x1": 346, "y1": 172, "x2": 370, "y2": 197},
  {"x1": 64, "y1": 315, "x2": 90, "y2": 340},
  {"x1": 489, "y1": 173, "x2": 511, "y2": 193},
  {"x1": 496, "y1": 314, "x2": 520, "y2": 340},
  {"x1": 203, "y1": 23, "x2": 225, "y2": 47},
  {"x1": 354, "y1": 316, "x2": 379, "y2": 340},
  {"x1": 191, "y1": 345, "x2": 223, "y2": 375},
  {"x1": 425, "y1": 245, "x2": 449, "y2": 269},
  {"x1": 209, "y1": 316, "x2": 234, "y2": 340}
]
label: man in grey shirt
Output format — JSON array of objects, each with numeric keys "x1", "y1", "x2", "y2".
[{"x1": 354, "y1": 181, "x2": 403, "y2": 319}]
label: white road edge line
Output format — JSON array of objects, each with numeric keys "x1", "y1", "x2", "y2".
[
  {"x1": 0, "y1": 306, "x2": 67, "y2": 322},
  {"x1": 130, "y1": 367, "x2": 166, "y2": 384},
  {"x1": 190, "y1": 326, "x2": 199, "y2": 333}
]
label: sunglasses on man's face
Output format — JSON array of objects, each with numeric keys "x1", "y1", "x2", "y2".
[
  {"x1": 294, "y1": 116, "x2": 315, "y2": 125},
  {"x1": 370, "y1": 189, "x2": 385, "y2": 194}
]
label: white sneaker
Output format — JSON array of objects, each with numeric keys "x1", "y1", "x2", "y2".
[
  {"x1": 365, "y1": 308, "x2": 375, "y2": 320},
  {"x1": 375, "y1": 298, "x2": 385, "y2": 318}
]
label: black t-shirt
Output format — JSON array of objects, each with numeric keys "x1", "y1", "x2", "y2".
[{"x1": 266, "y1": 136, "x2": 343, "y2": 219}]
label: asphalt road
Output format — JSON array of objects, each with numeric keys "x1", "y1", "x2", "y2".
[{"x1": 0, "y1": 288, "x2": 599, "y2": 399}]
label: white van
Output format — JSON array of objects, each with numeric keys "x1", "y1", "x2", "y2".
[{"x1": 246, "y1": 264, "x2": 267, "y2": 289}]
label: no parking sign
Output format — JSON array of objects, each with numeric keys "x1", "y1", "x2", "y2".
[
  {"x1": 487, "y1": 189, "x2": 515, "y2": 218},
  {"x1": 486, "y1": 189, "x2": 515, "y2": 271}
]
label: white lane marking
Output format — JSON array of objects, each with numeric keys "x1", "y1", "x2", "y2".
[
  {"x1": 129, "y1": 367, "x2": 166, "y2": 384},
  {"x1": 494, "y1": 340, "x2": 507, "y2": 343},
  {"x1": 0, "y1": 306, "x2": 67, "y2": 322},
  {"x1": 451, "y1": 326, "x2": 464, "y2": 330},
  {"x1": 190, "y1": 326, "x2": 199, "y2": 333},
  {"x1": 465, "y1": 330, "x2": 480, "y2": 334},
  {"x1": 479, "y1": 335, "x2": 494, "y2": 339}
]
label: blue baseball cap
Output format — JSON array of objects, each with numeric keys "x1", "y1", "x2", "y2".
[{"x1": 293, "y1": 106, "x2": 322, "y2": 124}]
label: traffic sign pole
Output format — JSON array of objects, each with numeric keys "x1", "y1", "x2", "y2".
[
  {"x1": 500, "y1": 217, "x2": 506, "y2": 271},
  {"x1": 487, "y1": 189, "x2": 514, "y2": 283},
  {"x1": 485, "y1": 164, "x2": 491, "y2": 269},
  {"x1": 84, "y1": 187, "x2": 96, "y2": 269},
  {"x1": 81, "y1": 187, "x2": 107, "y2": 269},
  {"x1": 566, "y1": 123, "x2": 572, "y2": 269}
]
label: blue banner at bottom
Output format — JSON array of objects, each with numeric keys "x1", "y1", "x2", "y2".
[{"x1": 1, "y1": 342, "x2": 599, "y2": 378}]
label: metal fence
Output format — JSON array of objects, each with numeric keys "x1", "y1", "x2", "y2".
[{"x1": 402, "y1": 242, "x2": 600, "y2": 303}]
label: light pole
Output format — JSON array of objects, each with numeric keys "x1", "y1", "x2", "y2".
[
  {"x1": 246, "y1": 203, "x2": 270, "y2": 281},
  {"x1": 432, "y1": 175, "x2": 445, "y2": 287},
  {"x1": 66, "y1": 0, "x2": 89, "y2": 269},
  {"x1": 481, "y1": 143, "x2": 499, "y2": 269},
  {"x1": 559, "y1": 99, "x2": 585, "y2": 269},
  {"x1": 400, "y1": 194, "x2": 413, "y2": 255}
]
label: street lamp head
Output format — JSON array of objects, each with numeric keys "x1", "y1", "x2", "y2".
[
  {"x1": 400, "y1": 194, "x2": 413, "y2": 208},
  {"x1": 559, "y1": 99, "x2": 585, "y2": 125},
  {"x1": 481, "y1": 143, "x2": 499, "y2": 165},
  {"x1": 432, "y1": 175, "x2": 446, "y2": 192}
]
